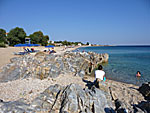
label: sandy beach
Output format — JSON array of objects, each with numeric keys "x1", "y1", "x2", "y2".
[{"x1": 0, "y1": 46, "x2": 80, "y2": 70}]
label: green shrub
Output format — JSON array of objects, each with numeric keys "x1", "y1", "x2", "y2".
[{"x1": 0, "y1": 42, "x2": 6, "y2": 48}]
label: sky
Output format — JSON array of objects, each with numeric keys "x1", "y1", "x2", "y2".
[{"x1": 0, "y1": 0, "x2": 150, "y2": 45}]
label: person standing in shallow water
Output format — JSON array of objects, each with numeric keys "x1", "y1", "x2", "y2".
[
  {"x1": 136, "y1": 71, "x2": 141, "y2": 85},
  {"x1": 94, "y1": 65, "x2": 106, "y2": 88}
]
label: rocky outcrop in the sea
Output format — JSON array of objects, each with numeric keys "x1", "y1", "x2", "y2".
[
  {"x1": 0, "y1": 51, "x2": 109, "y2": 82},
  {"x1": 0, "y1": 83, "x2": 114, "y2": 113}
]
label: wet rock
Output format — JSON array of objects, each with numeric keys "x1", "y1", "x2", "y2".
[
  {"x1": 137, "y1": 101, "x2": 150, "y2": 113},
  {"x1": 115, "y1": 99, "x2": 128, "y2": 113},
  {"x1": 139, "y1": 82, "x2": 150, "y2": 100}
]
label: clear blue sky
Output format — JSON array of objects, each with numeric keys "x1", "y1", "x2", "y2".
[{"x1": 0, "y1": 0, "x2": 150, "y2": 45}]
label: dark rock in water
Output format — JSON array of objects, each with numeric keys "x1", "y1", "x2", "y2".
[
  {"x1": 136, "y1": 101, "x2": 150, "y2": 113},
  {"x1": 0, "y1": 83, "x2": 114, "y2": 113},
  {"x1": 139, "y1": 82, "x2": 150, "y2": 100}
]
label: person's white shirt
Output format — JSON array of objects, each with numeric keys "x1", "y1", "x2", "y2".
[{"x1": 95, "y1": 70, "x2": 105, "y2": 80}]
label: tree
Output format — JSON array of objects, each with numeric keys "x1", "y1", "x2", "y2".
[
  {"x1": 0, "y1": 28, "x2": 7, "y2": 44},
  {"x1": 62, "y1": 40, "x2": 67, "y2": 45},
  {"x1": 29, "y1": 31, "x2": 49, "y2": 46},
  {"x1": 29, "y1": 31, "x2": 42, "y2": 44},
  {"x1": 7, "y1": 27, "x2": 26, "y2": 46},
  {"x1": 41, "y1": 35, "x2": 49, "y2": 46}
]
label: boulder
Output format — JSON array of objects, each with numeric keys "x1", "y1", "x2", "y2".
[
  {"x1": 139, "y1": 82, "x2": 150, "y2": 100},
  {"x1": 0, "y1": 51, "x2": 109, "y2": 82},
  {"x1": 0, "y1": 83, "x2": 114, "y2": 113},
  {"x1": 137, "y1": 101, "x2": 150, "y2": 113}
]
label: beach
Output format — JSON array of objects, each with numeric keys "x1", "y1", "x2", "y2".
[
  {"x1": 0, "y1": 46, "x2": 80, "y2": 70},
  {"x1": 0, "y1": 46, "x2": 148, "y2": 112}
]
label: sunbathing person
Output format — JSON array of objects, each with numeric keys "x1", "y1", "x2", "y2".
[
  {"x1": 49, "y1": 50, "x2": 56, "y2": 54},
  {"x1": 23, "y1": 47, "x2": 28, "y2": 52},
  {"x1": 27, "y1": 48, "x2": 32, "y2": 52},
  {"x1": 31, "y1": 48, "x2": 35, "y2": 52}
]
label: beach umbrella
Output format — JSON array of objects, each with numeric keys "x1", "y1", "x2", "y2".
[
  {"x1": 14, "y1": 44, "x2": 27, "y2": 47},
  {"x1": 14, "y1": 44, "x2": 28, "y2": 51},
  {"x1": 14, "y1": 43, "x2": 40, "y2": 47},
  {"x1": 26, "y1": 44, "x2": 40, "y2": 47},
  {"x1": 14, "y1": 43, "x2": 41, "y2": 51},
  {"x1": 45, "y1": 45, "x2": 55, "y2": 48},
  {"x1": 33, "y1": 44, "x2": 40, "y2": 46}
]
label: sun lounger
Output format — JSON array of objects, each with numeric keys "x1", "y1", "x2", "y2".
[{"x1": 13, "y1": 52, "x2": 28, "y2": 55}]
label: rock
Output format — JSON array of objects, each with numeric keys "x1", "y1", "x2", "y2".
[
  {"x1": 78, "y1": 70, "x2": 85, "y2": 78},
  {"x1": 133, "y1": 105, "x2": 145, "y2": 113},
  {"x1": 139, "y1": 82, "x2": 150, "y2": 100},
  {"x1": 0, "y1": 83, "x2": 114, "y2": 113},
  {"x1": 102, "y1": 53, "x2": 109, "y2": 63},
  {"x1": 137, "y1": 101, "x2": 150, "y2": 113},
  {"x1": 35, "y1": 51, "x2": 45, "y2": 57},
  {"x1": 0, "y1": 51, "x2": 109, "y2": 82},
  {"x1": 94, "y1": 81, "x2": 109, "y2": 93}
]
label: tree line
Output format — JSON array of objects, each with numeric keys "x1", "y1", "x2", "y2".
[
  {"x1": 0, "y1": 27, "x2": 90, "y2": 47},
  {"x1": 54, "y1": 40, "x2": 84, "y2": 46},
  {"x1": 0, "y1": 27, "x2": 49, "y2": 47}
]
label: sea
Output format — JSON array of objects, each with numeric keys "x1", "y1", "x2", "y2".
[{"x1": 76, "y1": 46, "x2": 150, "y2": 85}]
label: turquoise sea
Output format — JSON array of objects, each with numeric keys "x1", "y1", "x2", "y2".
[{"x1": 77, "y1": 46, "x2": 150, "y2": 85}]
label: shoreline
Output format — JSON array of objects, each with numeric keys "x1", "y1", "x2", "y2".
[
  {"x1": 0, "y1": 46, "x2": 147, "y2": 112},
  {"x1": 0, "y1": 45, "x2": 141, "y2": 87},
  {"x1": 0, "y1": 46, "x2": 143, "y2": 102}
]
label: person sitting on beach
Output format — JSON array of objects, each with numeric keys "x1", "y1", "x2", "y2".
[
  {"x1": 49, "y1": 50, "x2": 56, "y2": 54},
  {"x1": 94, "y1": 65, "x2": 106, "y2": 88},
  {"x1": 31, "y1": 48, "x2": 34, "y2": 52}
]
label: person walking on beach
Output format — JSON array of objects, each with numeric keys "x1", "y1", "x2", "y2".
[
  {"x1": 94, "y1": 65, "x2": 106, "y2": 88},
  {"x1": 136, "y1": 71, "x2": 141, "y2": 85}
]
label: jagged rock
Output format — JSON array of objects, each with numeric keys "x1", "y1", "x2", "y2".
[
  {"x1": 115, "y1": 99, "x2": 128, "y2": 113},
  {"x1": 137, "y1": 101, "x2": 150, "y2": 113},
  {"x1": 78, "y1": 70, "x2": 85, "y2": 77},
  {"x1": 94, "y1": 81, "x2": 109, "y2": 93},
  {"x1": 0, "y1": 84, "x2": 114, "y2": 113},
  {"x1": 133, "y1": 105, "x2": 145, "y2": 113},
  {"x1": 102, "y1": 53, "x2": 109, "y2": 63},
  {"x1": 139, "y1": 82, "x2": 150, "y2": 100},
  {"x1": 0, "y1": 51, "x2": 109, "y2": 82}
]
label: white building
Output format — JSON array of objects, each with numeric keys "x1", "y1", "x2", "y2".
[
  {"x1": 89, "y1": 44, "x2": 91, "y2": 46},
  {"x1": 78, "y1": 43, "x2": 82, "y2": 46}
]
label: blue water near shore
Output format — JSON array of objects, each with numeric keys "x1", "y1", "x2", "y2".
[{"x1": 77, "y1": 46, "x2": 150, "y2": 85}]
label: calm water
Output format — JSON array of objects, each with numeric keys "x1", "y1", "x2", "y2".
[{"x1": 77, "y1": 46, "x2": 150, "y2": 85}]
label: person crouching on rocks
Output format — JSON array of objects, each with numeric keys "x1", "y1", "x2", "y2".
[{"x1": 94, "y1": 65, "x2": 106, "y2": 88}]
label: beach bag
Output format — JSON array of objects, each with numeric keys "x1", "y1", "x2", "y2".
[{"x1": 103, "y1": 77, "x2": 106, "y2": 82}]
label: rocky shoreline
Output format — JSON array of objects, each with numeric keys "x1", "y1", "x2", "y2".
[
  {"x1": 0, "y1": 51, "x2": 149, "y2": 113},
  {"x1": 0, "y1": 51, "x2": 109, "y2": 82}
]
